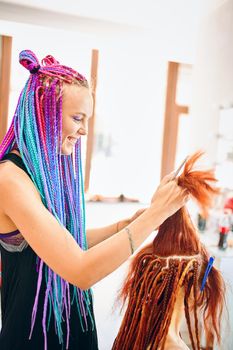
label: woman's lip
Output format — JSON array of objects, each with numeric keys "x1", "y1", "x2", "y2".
[{"x1": 67, "y1": 136, "x2": 78, "y2": 145}]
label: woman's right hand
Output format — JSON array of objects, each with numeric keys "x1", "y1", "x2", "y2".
[
  {"x1": 150, "y1": 171, "x2": 176, "y2": 202},
  {"x1": 150, "y1": 178, "x2": 188, "y2": 221}
]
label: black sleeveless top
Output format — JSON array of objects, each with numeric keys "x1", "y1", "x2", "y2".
[{"x1": 0, "y1": 153, "x2": 99, "y2": 350}]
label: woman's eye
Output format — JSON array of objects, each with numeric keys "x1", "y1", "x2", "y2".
[{"x1": 73, "y1": 115, "x2": 82, "y2": 122}]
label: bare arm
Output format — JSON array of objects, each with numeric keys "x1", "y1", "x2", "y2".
[
  {"x1": 0, "y1": 163, "x2": 186, "y2": 290},
  {"x1": 86, "y1": 218, "x2": 131, "y2": 247},
  {"x1": 87, "y1": 208, "x2": 147, "y2": 247},
  {"x1": 86, "y1": 223, "x2": 118, "y2": 248}
]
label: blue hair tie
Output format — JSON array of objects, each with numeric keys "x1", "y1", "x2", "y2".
[{"x1": 200, "y1": 256, "x2": 215, "y2": 292}]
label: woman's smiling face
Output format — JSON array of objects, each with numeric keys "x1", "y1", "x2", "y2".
[{"x1": 61, "y1": 84, "x2": 93, "y2": 155}]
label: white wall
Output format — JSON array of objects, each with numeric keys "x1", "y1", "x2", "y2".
[
  {"x1": 0, "y1": 19, "x2": 173, "y2": 202},
  {"x1": 189, "y1": 0, "x2": 233, "y2": 167}
]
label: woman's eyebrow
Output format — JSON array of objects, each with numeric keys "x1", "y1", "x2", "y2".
[
  {"x1": 74, "y1": 112, "x2": 86, "y2": 117},
  {"x1": 75, "y1": 112, "x2": 93, "y2": 119}
]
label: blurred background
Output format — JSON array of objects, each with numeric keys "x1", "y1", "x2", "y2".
[{"x1": 0, "y1": 0, "x2": 233, "y2": 349}]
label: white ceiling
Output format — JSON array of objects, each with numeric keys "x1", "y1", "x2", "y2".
[
  {"x1": 0, "y1": 0, "x2": 220, "y2": 63},
  {"x1": 0, "y1": 0, "x2": 212, "y2": 29}
]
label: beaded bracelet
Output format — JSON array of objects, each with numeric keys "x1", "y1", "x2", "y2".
[{"x1": 125, "y1": 227, "x2": 135, "y2": 254}]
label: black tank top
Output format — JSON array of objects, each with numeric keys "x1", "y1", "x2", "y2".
[{"x1": 0, "y1": 153, "x2": 98, "y2": 350}]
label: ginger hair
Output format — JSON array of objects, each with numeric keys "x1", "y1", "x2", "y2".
[{"x1": 113, "y1": 152, "x2": 225, "y2": 350}]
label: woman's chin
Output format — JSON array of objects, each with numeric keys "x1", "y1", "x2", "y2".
[{"x1": 60, "y1": 144, "x2": 73, "y2": 156}]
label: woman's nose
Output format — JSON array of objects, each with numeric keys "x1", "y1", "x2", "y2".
[
  {"x1": 78, "y1": 120, "x2": 88, "y2": 136},
  {"x1": 78, "y1": 127, "x2": 87, "y2": 136}
]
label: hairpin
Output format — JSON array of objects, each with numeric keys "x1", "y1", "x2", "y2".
[{"x1": 200, "y1": 256, "x2": 215, "y2": 292}]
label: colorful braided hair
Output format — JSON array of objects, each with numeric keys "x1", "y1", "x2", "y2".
[
  {"x1": 113, "y1": 152, "x2": 226, "y2": 350},
  {"x1": 0, "y1": 50, "x2": 94, "y2": 350}
]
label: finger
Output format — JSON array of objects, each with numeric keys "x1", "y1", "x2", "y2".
[
  {"x1": 132, "y1": 208, "x2": 147, "y2": 220},
  {"x1": 166, "y1": 179, "x2": 180, "y2": 190},
  {"x1": 182, "y1": 193, "x2": 191, "y2": 205},
  {"x1": 183, "y1": 189, "x2": 190, "y2": 197},
  {"x1": 134, "y1": 208, "x2": 146, "y2": 217},
  {"x1": 179, "y1": 188, "x2": 188, "y2": 198},
  {"x1": 138, "y1": 208, "x2": 146, "y2": 213},
  {"x1": 160, "y1": 171, "x2": 176, "y2": 185}
]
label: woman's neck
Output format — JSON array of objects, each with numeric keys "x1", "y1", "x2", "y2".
[
  {"x1": 164, "y1": 332, "x2": 190, "y2": 350},
  {"x1": 163, "y1": 288, "x2": 190, "y2": 350}
]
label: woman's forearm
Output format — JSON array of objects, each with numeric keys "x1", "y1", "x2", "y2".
[
  {"x1": 81, "y1": 206, "x2": 166, "y2": 289},
  {"x1": 86, "y1": 224, "x2": 117, "y2": 247},
  {"x1": 86, "y1": 219, "x2": 129, "y2": 247}
]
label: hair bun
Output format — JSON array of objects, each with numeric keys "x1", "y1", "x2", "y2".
[
  {"x1": 19, "y1": 50, "x2": 40, "y2": 73},
  {"x1": 42, "y1": 55, "x2": 59, "y2": 66}
]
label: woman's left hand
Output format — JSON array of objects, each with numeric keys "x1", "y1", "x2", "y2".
[{"x1": 117, "y1": 208, "x2": 147, "y2": 232}]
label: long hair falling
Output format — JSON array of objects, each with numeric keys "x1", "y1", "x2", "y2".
[
  {"x1": 113, "y1": 152, "x2": 225, "y2": 350},
  {"x1": 0, "y1": 50, "x2": 94, "y2": 350}
]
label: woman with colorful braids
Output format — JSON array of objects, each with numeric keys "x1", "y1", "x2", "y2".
[
  {"x1": 113, "y1": 152, "x2": 226, "y2": 350},
  {"x1": 0, "y1": 49, "x2": 188, "y2": 350}
]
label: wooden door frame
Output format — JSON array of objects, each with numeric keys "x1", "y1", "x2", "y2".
[
  {"x1": 160, "y1": 61, "x2": 189, "y2": 179},
  {"x1": 84, "y1": 49, "x2": 99, "y2": 193},
  {"x1": 0, "y1": 35, "x2": 12, "y2": 144}
]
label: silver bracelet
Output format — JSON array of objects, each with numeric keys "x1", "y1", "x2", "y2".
[{"x1": 125, "y1": 227, "x2": 135, "y2": 254}]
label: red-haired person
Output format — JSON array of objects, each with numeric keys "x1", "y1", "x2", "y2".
[{"x1": 113, "y1": 152, "x2": 225, "y2": 350}]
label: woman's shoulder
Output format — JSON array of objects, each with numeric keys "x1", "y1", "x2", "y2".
[
  {"x1": 0, "y1": 159, "x2": 41, "y2": 204},
  {"x1": 0, "y1": 150, "x2": 25, "y2": 177},
  {"x1": 0, "y1": 158, "x2": 22, "y2": 180},
  {"x1": 0, "y1": 159, "x2": 28, "y2": 186}
]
